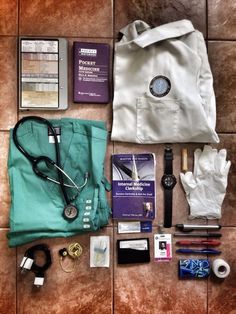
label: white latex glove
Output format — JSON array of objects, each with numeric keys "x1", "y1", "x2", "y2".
[{"x1": 180, "y1": 145, "x2": 231, "y2": 219}]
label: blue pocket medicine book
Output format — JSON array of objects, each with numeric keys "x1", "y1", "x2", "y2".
[{"x1": 112, "y1": 153, "x2": 156, "y2": 220}]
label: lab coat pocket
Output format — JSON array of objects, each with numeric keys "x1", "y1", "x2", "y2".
[{"x1": 136, "y1": 97, "x2": 180, "y2": 143}]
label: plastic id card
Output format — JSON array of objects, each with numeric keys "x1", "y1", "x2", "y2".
[{"x1": 154, "y1": 234, "x2": 172, "y2": 262}]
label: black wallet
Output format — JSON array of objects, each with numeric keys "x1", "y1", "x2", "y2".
[{"x1": 117, "y1": 238, "x2": 150, "y2": 264}]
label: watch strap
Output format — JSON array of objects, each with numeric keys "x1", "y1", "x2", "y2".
[
  {"x1": 164, "y1": 189, "x2": 172, "y2": 228},
  {"x1": 164, "y1": 148, "x2": 173, "y2": 175}
]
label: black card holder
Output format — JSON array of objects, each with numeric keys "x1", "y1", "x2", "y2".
[{"x1": 117, "y1": 238, "x2": 150, "y2": 264}]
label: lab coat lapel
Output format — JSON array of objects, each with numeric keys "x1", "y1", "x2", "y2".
[{"x1": 120, "y1": 20, "x2": 151, "y2": 41}]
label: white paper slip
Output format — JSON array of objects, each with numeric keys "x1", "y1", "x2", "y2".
[
  {"x1": 118, "y1": 221, "x2": 141, "y2": 233},
  {"x1": 119, "y1": 239, "x2": 148, "y2": 250}
]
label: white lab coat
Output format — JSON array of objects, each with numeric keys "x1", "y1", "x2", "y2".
[{"x1": 111, "y1": 20, "x2": 219, "y2": 143}]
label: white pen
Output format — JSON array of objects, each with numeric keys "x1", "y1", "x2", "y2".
[{"x1": 176, "y1": 224, "x2": 221, "y2": 231}]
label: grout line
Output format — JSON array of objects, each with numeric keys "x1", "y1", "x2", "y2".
[
  {"x1": 17, "y1": 1, "x2": 20, "y2": 125},
  {"x1": 207, "y1": 271, "x2": 209, "y2": 314},
  {"x1": 15, "y1": 246, "x2": 18, "y2": 314},
  {"x1": 208, "y1": 38, "x2": 236, "y2": 42},
  {"x1": 206, "y1": 0, "x2": 209, "y2": 52},
  {"x1": 206, "y1": 0, "x2": 208, "y2": 40},
  {"x1": 0, "y1": 34, "x2": 18, "y2": 38},
  {"x1": 9, "y1": 34, "x2": 114, "y2": 40},
  {"x1": 111, "y1": 73, "x2": 115, "y2": 314},
  {"x1": 112, "y1": 224, "x2": 115, "y2": 314},
  {"x1": 206, "y1": 229, "x2": 209, "y2": 314},
  {"x1": 111, "y1": 0, "x2": 116, "y2": 107},
  {"x1": 0, "y1": 34, "x2": 19, "y2": 37},
  {"x1": 18, "y1": 36, "x2": 232, "y2": 41},
  {"x1": 217, "y1": 132, "x2": 236, "y2": 135},
  {"x1": 207, "y1": 238, "x2": 209, "y2": 314},
  {"x1": 111, "y1": 105, "x2": 115, "y2": 314},
  {"x1": 0, "y1": 35, "x2": 109, "y2": 39},
  {"x1": 112, "y1": 0, "x2": 116, "y2": 39},
  {"x1": 17, "y1": 0, "x2": 20, "y2": 35},
  {"x1": 16, "y1": 1, "x2": 20, "y2": 311},
  {"x1": 0, "y1": 32, "x2": 233, "y2": 43}
]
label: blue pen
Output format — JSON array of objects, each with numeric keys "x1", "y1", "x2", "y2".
[{"x1": 176, "y1": 248, "x2": 221, "y2": 255}]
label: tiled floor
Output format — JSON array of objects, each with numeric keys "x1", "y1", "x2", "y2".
[{"x1": 0, "y1": 0, "x2": 235, "y2": 313}]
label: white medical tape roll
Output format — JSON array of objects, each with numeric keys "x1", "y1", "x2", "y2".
[{"x1": 212, "y1": 259, "x2": 230, "y2": 278}]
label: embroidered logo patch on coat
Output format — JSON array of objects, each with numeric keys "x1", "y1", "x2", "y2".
[{"x1": 149, "y1": 76, "x2": 171, "y2": 97}]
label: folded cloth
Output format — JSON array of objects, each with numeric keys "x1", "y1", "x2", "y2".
[
  {"x1": 111, "y1": 19, "x2": 219, "y2": 144},
  {"x1": 8, "y1": 118, "x2": 111, "y2": 247}
]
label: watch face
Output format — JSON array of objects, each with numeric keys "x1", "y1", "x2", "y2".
[
  {"x1": 63, "y1": 204, "x2": 78, "y2": 220},
  {"x1": 161, "y1": 174, "x2": 176, "y2": 190}
]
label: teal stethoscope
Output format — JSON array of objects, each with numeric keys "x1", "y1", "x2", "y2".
[{"x1": 13, "y1": 116, "x2": 89, "y2": 220}]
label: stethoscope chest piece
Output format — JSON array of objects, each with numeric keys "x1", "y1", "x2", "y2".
[{"x1": 63, "y1": 205, "x2": 78, "y2": 220}]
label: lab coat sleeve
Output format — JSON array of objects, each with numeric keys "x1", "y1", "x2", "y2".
[{"x1": 196, "y1": 31, "x2": 216, "y2": 130}]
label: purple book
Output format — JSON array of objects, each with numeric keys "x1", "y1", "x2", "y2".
[
  {"x1": 112, "y1": 153, "x2": 156, "y2": 220},
  {"x1": 73, "y1": 42, "x2": 109, "y2": 103}
]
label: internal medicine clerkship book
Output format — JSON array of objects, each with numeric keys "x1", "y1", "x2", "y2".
[{"x1": 112, "y1": 153, "x2": 156, "y2": 220}]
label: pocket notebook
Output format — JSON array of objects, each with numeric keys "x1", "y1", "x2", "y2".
[{"x1": 117, "y1": 238, "x2": 150, "y2": 264}]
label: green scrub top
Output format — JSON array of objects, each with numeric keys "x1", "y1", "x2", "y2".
[{"x1": 7, "y1": 118, "x2": 111, "y2": 247}]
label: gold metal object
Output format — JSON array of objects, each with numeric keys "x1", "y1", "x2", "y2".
[{"x1": 182, "y1": 148, "x2": 188, "y2": 172}]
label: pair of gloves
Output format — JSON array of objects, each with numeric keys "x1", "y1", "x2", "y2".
[{"x1": 180, "y1": 145, "x2": 231, "y2": 219}]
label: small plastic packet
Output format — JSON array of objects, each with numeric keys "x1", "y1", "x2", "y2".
[{"x1": 90, "y1": 236, "x2": 110, "y2": 267}]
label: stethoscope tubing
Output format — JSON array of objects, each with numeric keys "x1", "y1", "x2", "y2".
[{"x1": 12, "y1": 116, "x2": 70, "y2": 205}]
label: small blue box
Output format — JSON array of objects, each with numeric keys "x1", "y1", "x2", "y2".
[
  {"x1": 179, "y1": 259, "x2": 210, "y2": 278},
  {"x1": 140, "y1": 221, "x2": 152, "y2": 232}
]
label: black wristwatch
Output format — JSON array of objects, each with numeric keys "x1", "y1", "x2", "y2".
[{"x1": 161, "y1": 147, "x2": 176, "y2": 228}]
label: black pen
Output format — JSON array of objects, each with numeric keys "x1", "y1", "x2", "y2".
[{"x1": 174, "y1": 233, "x2": 222, "y2": 238}]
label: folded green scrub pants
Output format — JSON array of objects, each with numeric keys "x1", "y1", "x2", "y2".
[{"x1": 8, "y1": 118, "x2": 111, "y2": 247}]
